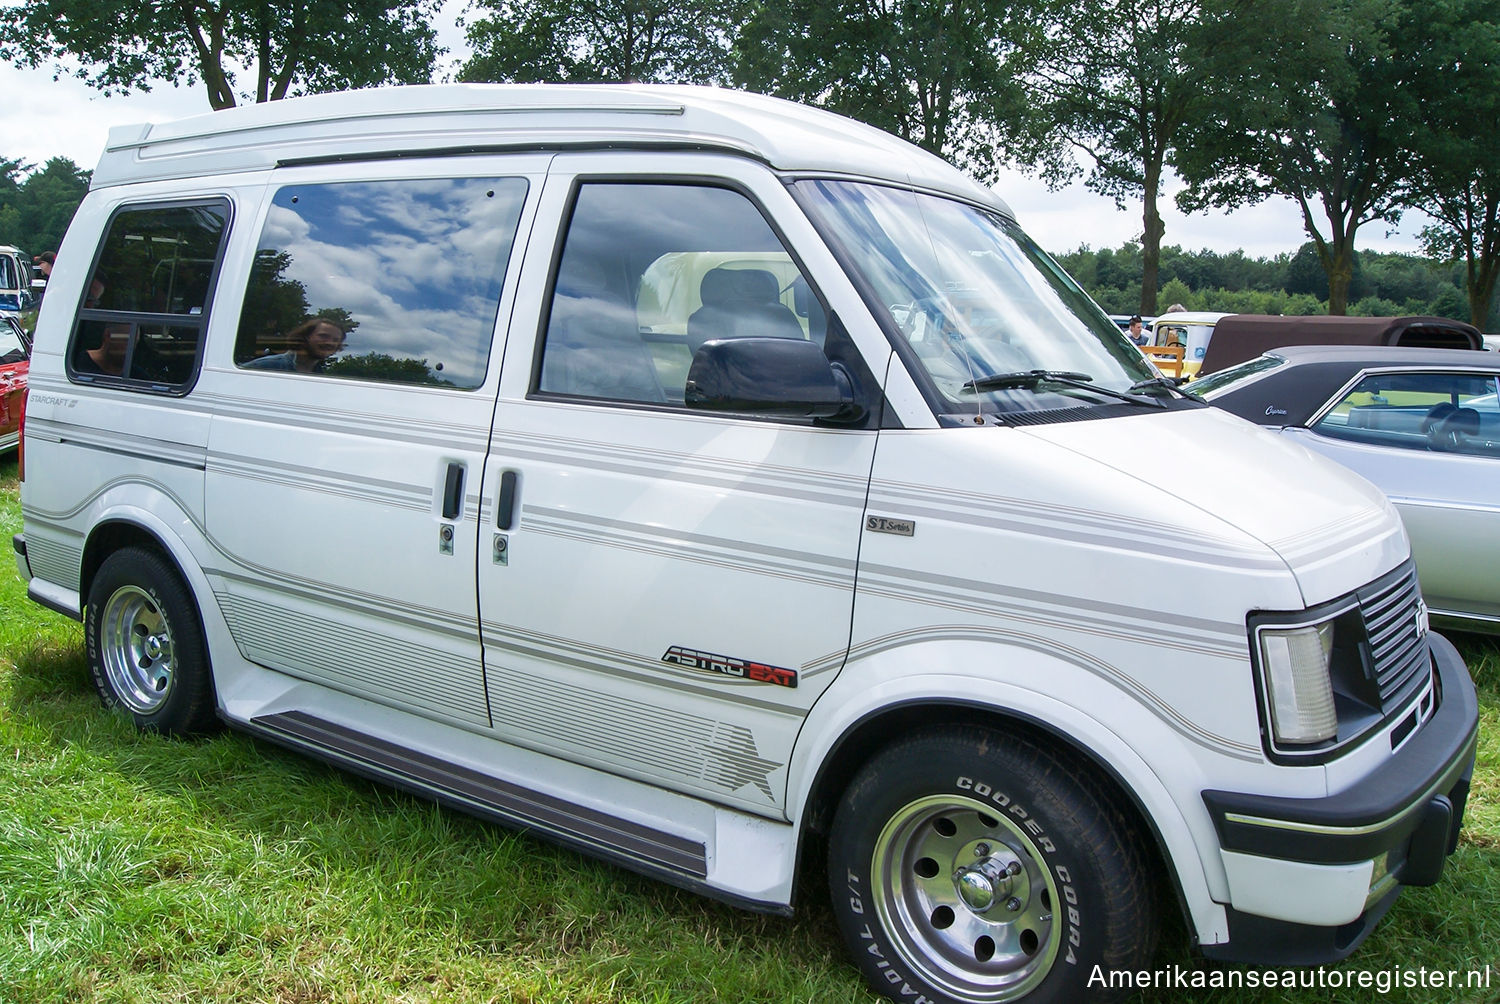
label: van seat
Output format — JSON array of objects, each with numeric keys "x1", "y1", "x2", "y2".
[{"x1": 687, "y1": 267, "x2": 805, "y2": 352}]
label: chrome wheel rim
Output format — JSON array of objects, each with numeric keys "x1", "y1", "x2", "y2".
[
  {"x1": 871, "y1": 794, "x2": 1061, "y2": 1001},
  {"x1": 100, "y1": 585, "x2": 176, "y2": 714}
]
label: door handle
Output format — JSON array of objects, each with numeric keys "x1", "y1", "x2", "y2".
[
  {"x1": 442, "y1": 462, "x2": 465, "y2": 520},
  {"x1": 496, "y1": 470, "x2": 519, "y2": 530}
]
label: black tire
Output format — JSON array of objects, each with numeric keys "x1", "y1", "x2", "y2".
[
  {"x1": 85, "y1": 546, "x2": 218, "y2": 736},
  {"x1": 828, "y1": 727, "x2": 1157, "y2": 1004}
]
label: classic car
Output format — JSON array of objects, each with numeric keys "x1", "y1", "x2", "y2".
[
  {"x1": 1195, "y1": 344, "x2": 1500, "y2": 633},
  {"x1": 1147, "y1": 310, "x2": 1229, "y2": 378},
  {"x1": 0, "y1": 313, "x2": 30, "y2": 452},
  {"x1": 0, "y1": 245, "x2": 35, "y2": 317},
  {"x1": 1196, "y1": 314, "x2": 1481, "y2": 377}
]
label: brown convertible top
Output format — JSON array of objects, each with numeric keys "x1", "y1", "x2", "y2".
[{"x1": 1198, "y1": 314, "x2": 1482, "y2": 375}]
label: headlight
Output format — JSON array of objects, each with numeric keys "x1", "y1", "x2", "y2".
[{"x1": 1258, "y1": 622, "x2": 1337, "y2": 745}]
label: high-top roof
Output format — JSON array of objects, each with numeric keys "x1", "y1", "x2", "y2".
[{"x1": 93, "y1": 83, "x2": 1008, "y2": 213}]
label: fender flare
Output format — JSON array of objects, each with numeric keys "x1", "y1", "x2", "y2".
[{"x1": 786, "y1": 646, "x2": 1236, "y2": 947}]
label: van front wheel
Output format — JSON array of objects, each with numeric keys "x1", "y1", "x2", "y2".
[
  {"x1": 828, "y1": 727, "x2": 1156, "y2": 1004},
  {"x1": 85, "y1": 547, "x2": 217, "y2": 736}
]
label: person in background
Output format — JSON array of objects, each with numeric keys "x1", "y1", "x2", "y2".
[
  {"x1": 244, "y1": 317, "x2": 347, "y2": 373},
  {"x1": 30, "y1": 251, "x2": 55, "y2": 310},
  {"x1": 73, "y1": 322, "x2": 131, "y2": 376},
  {"x1": 1126, "y1": 315, "x2": 1147, "y2": 346}
]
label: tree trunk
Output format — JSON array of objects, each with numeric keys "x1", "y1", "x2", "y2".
[
  {"x1": 1140, "y1": 162, "x2": 1165, "y2": 315},
  {"x1": 1326, "y1": 245, "x2": 1354, "y2": 315},
  {"x1": 1469, "y1": 255, "x2": 1499, "y2": 330},
  {"x1": 1468, "y1": 188, "x2": 1500, "y2": 329}
]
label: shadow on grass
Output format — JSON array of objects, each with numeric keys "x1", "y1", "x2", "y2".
[
  {"x1": 3, "y1": 635, "x2": 89, "y2": 706},
  {"x1": 1450, "y1": 631, "x2": 1500, "y2": 695},
  {"x1": 3, "y1": 622, "x2": 1496, "y2": 1002},
  {"x1": 1, "y1": 653, "x2": 871, "y2": 1002}
]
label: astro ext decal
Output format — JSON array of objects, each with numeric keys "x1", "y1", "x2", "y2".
[{"x1": 662, "y1": 646, "x2": 798, "y2": 688}]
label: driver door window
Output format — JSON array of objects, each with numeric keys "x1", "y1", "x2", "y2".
[
  {"x1": 1312, "y1": 372, "x2": 1500, "y2": 457},
  {"x1": 536, "y1": 182, "x2": 824, "y2": 406}
]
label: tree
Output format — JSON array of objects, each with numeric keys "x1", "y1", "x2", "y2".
[
  {"x1": 324, "y1": 352, "x2": 451, "y2": 386},
  {"x1": 0, "y1": 160, "x2": 22, "y2": 249},
  {"x1": 1027, "y1": 0, "x2": 1211, "y2": 314},
  {"x1": 1175, "y1": 0, "x2": 1416, "y2": 314},
  {"x1": 0, "y1": 159, "x2": 21, "y2": 207},
  {"x1": 1401, "y1": 0, "x2": 1500, "y2": 328},
  {"x1": 459, "y1": 0, "x2": 745, "y2": 84},
  {"x1": 0, "y1": 157, "x2": 90, "y2": 256},
  {"x1": 0, "y1": 0, "x2": 441, "y2": 111},
  {"x1": 734, "y1": 0, "x2": 1045, "y2": 183}
]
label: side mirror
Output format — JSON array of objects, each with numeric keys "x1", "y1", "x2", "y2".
[{"x1": 685, "y1": 337, "x2": 864, "y2": 422}]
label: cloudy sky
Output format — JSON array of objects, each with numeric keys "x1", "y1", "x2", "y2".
[{"x1": 4, "y1": 3, "x2": 1430, "y2": 261}]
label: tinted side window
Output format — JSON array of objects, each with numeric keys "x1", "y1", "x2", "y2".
[
  {"x1": 1313, "y1": 371, "x2": 1500, "y2": 457},
  {"x1": 235, "y1": 177, "x2": 527, "y2": 389},
  {"x1": 537, "y1": 183, "x2": 825, "y2": 406},
  {"x1": 68, "y1": 201, "x2": 229, "y2": 391}
]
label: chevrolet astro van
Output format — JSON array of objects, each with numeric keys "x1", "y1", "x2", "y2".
[{"x1": 14, "y1": 85, "x2": 1477, "y2": 1004}]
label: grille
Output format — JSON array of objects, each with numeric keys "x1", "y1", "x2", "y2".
[{"x1": 1359, "y1": 562, "x2": 1428, "y2": 707}]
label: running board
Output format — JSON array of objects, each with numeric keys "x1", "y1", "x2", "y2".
[{"x1": 248, "y1": 709, "x2": 708, "y2": 878}]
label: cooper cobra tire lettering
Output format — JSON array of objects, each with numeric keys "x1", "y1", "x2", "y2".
[{"x1": 828, "y1": 726, "x2": 1158, "y2": 1003}]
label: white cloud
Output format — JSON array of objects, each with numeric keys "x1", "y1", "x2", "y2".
[
  {"x1": 0, "y1": 0, "x2": 1434, "y2": 263},
  {"x1": 992, "y1": 167, "x2": 1431, "y2": 260}
]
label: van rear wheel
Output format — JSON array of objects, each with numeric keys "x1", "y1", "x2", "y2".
[
  {"x1": 828, "y1": 727, "x2": 1157, "y2": 1003},
  {"x1": 86, "y1": 546, "x2": 217, "y2": 736}
]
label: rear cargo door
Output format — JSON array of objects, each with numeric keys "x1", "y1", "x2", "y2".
[{"x1": 202, "y1": 155, "x2": 548, "y2": 728}]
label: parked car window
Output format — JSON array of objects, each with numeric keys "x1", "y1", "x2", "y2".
[
  {"x1": 67, "y1": 201, "x2": 230, "y2": 392},
  {"x1": 1312, "y1": 371, "x2": 1500, "y2": 457},
  {"x1": 235, "y1": 177, "x2": 528, "y2": 389},
  {"x1": 0, "y1": 316, "x2": 28, "y2": 362},
  {"x1": 536, "y1": 182, "x2": 825, "y2": 406},
  {"x1": 1184, "y1": 353, "x2": 1285, "y2": 396}
]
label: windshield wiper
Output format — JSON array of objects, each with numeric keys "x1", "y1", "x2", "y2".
[
  {"x1": 1128, "y1": 376, "x2": 1201, "y2": 401},
  {"x1": 963, "y1": 370, "x2": 1165, "y2": 408}
]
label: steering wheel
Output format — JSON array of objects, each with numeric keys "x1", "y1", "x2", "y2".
[{"x1": 1422, "y1": 404, "x2": 1479, "y2": 451}]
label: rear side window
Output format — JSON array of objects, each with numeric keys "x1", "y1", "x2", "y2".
[
  {"x1": 234, "y1": 177, "x2": 527, "y2": 389},
  {"x1": 68, "y1": 200, "x2": 230, "y2": 392}
]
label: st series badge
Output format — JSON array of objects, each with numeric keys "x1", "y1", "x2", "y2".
[
  {"x1": 662, "y1": 646, "x2": 798, "y2": 688},
  {"x1": 866, "y1": 515, "x2": 915, "y2": 536}
]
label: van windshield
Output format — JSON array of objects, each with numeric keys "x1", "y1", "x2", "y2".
[{"x1": 797, "y1": 180, "x2": 1157, "y2": 416}]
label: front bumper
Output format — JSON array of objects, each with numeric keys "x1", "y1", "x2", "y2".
[{"x1": 1200, "y1": 631, "x2": 1477, "y2": 965}]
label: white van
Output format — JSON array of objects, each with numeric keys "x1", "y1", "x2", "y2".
[{"x1": 15, "y1": 85, "x2": 1476, "y2": 1004}]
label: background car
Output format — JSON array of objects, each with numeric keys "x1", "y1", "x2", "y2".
[
  {"x1": 1196, "y1": 344, "x2": 1500, "y2": 633},
  {"x1": 1148, "y1": 310, "x2": 1229, "y2": 378},
  {"x1": 0, "y1": 245, "x2": 36, "y2": 317},
  {"x1": 1197, "y1": 313, "x2": 1481, "y2": 377},
  {"x1": 0, "y1": 314, "x2": 30, "y2": 452}
]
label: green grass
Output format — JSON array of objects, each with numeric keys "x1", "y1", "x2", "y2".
[{"x1": 0, "y1": 455, "x2": 1496, "y2": 1003}]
